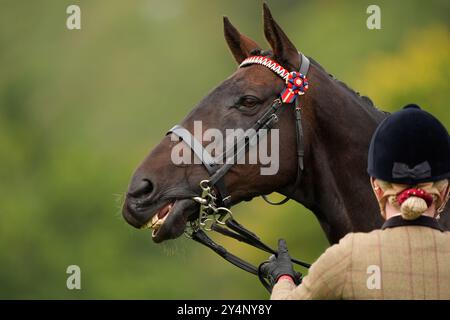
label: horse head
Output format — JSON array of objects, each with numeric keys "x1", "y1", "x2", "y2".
[{"x1": 122, "y1": 4, "x2": 315, "y2": 242}]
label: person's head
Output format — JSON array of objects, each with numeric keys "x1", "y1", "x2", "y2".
[
  {"x1": 371, "y1": 179, "x2": 449, "y2": 220},
  {"x1": 367, "y1": 104, "x2": 450, "y2": 220}
]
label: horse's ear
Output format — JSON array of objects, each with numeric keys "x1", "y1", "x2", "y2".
[
  {"x1": 224, "y1": 16, "x2": 261, "y2": 64},
  {"x1": 263, "y1": 3, "x2": 300, "y2": 70}
]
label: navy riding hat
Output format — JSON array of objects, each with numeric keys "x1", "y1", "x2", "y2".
[{"x1": 368, "y1": 104, "x2": 450, "y2": 185}]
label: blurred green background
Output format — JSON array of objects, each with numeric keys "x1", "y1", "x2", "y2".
[{"x1": 0, "y1": 0, "x2": 449, "y2": 299}]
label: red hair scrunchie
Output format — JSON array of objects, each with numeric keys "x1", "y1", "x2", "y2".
[{"x1": 397, "y1": 188, "x2": 433, "y2": 207}]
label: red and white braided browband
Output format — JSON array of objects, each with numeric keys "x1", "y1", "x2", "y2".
[
  {"x1": 239, "y1": 55, "x2": 310, "y2": 104},
  {"x1": 240, "y1": 56, "x2": 290, "y2": 80}
]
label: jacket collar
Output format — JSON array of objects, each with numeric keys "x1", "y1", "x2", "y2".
[{"x1": 382, "y1": 215, "x2": 444, "y2": 232}]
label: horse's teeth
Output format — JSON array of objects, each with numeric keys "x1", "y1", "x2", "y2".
[{"x1": 143, "y1": 202, "x2": 175, "y2": 233}]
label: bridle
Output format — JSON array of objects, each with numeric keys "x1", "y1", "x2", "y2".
[{"x1": 167, "y1": 53, "x2": 311, "y2": 291}]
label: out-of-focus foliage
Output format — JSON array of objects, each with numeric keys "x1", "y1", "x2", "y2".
[
  {"x1": 358, "y1": 25, "x2": 450, "y2": 118},
  {"x1": 0, "y1": 0, "x2": 448, "y2": 299}
]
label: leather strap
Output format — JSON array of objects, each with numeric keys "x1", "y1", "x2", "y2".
[
  {"x1": 192, "y1": 218, "x2": 311, "y2": 292},
  {"x1": 260, "y1": 54, "x2": 309, "y2": 205},
  {"x1": 191, "y1": 217, "x2": 310, "y2": 292},
  {"x1": 169, "y1": 125, "x2": 217, "y2": 175},
  {"x1": 299, "y1": 53, "x2": 310, "y2": 77},
  {"x1": 191, "y1": 229, "x2": 258, "y2": 274},
  {"x1": 168, "y1": 125, "x2": 231, "y2": 205}
]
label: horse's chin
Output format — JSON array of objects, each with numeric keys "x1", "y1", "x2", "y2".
[{"x1": 148, "y1": 199, "x2": 198, "y2": 243}]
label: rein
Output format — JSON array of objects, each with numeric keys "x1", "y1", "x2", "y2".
[{"x1": 167, "y1": 53, "x2": 311, "y2": 291}]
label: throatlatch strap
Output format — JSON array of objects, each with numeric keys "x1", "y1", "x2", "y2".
[{"x1": 295, "y1": 103, "x2": 305, "y2": 171}]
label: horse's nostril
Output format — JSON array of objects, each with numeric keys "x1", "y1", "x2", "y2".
[{"x1": 128, "y1": 179, "x2": 154, "y2": 199}]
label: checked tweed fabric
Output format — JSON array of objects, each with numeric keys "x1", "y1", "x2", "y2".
[{"x1": 271, "y1": 226, "x2": 450, "y2": 300}]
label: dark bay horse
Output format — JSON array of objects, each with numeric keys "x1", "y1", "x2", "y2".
[{"x1": 122, "y1": 4, "x2": 450, "y2": 246}]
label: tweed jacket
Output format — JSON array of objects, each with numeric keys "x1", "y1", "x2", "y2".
[{"x1": 271, "y1": 216, "x2": 450, "y2": 300}]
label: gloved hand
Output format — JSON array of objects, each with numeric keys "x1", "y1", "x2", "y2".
[{"x1": 258, "y1": 239, "x2": 302, "y2": 290}]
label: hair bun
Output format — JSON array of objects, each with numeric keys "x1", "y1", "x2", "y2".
[{"x1": 400, "y1": 196, "x2": 428, "y2": 220}]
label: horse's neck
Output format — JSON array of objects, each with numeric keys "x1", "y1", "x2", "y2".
[{"x1": 289, "y1": 69, "x2": 386, "y2": 244}]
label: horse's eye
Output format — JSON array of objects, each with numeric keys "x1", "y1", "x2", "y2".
[{"x1": 237, "y1": 95, "x2": 260, "y2": 108}]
